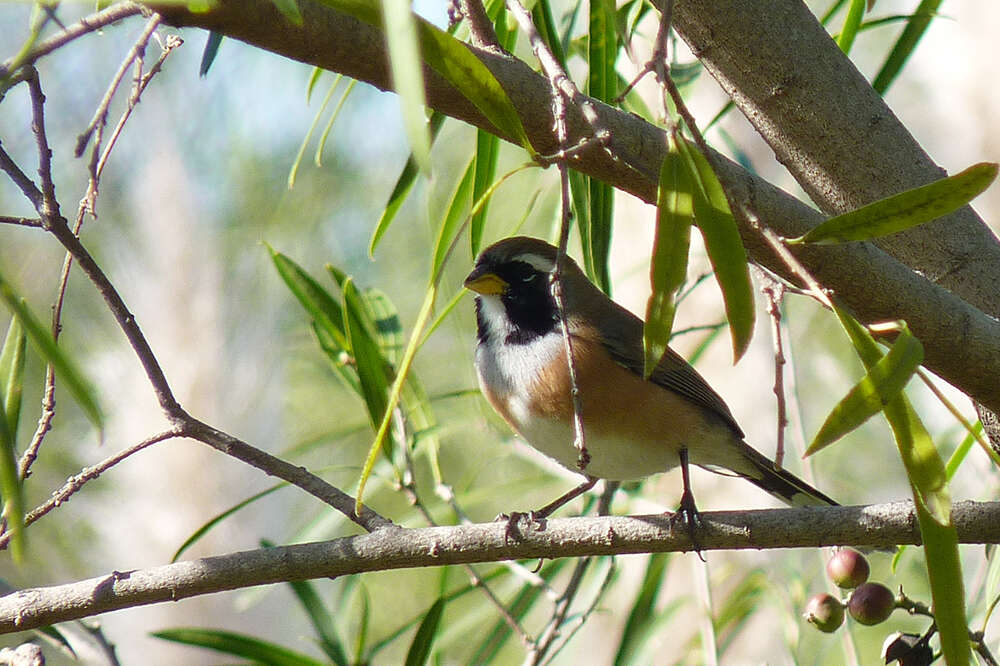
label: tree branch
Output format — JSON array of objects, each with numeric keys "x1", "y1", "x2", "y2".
[
  {"x1": 148, "y1": 0, "x2": 1000, "y2": 417},
  {"x1": 2, "y1": 500, "x2": 998, "y2": 635}
]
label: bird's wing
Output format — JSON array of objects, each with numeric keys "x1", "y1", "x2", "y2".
[{"x1": 596, "y1": 312, "x2": 745, "y2": 438}]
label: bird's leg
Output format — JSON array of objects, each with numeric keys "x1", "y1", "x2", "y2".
[
  {"x1": 498, "y1": 476, "x2": 598, "y2": 542},
  {"x1": 671, "y1": 447, "x2": 704, "y2": 553}
]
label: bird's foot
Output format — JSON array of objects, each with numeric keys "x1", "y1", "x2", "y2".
[{"x1": 669, "y1": 489, "x2": 705, "y2": 559}]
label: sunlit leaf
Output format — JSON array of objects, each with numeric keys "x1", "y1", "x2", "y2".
[
  {"x1": 287, "y1": 579, "x2": 348, "y2": 665},
  {"x1": 172, "y1": 484, "x2": 285, "y2": 562},
  {"x1": 0, "y1": 274, "x2": 103, "y2": 434},
  {"x1": 790, "y1": 162, "x2": 998, "y2": 245},
  {"x1": 268, "y1": 246, "x2": 349, "y2": 350},
  {"x1": 836, "y1": 0, "x2": 866, "y2": 53},
  {"x1": 614, "y1": 554, "x2": 670, "y2": 665},
  {"x1": 270, "y1": 0, "x2": 304, "y2": 25},
  {"x1": 198, "y1": 31, "x2": 223, "y2": 77},
  {"x1": 872, "y1": 0, "x2": 943, "y2": 94},
  {"x1": 370, "y1": 112, "x2": 447, "y2": 256},
  {"x1": 805, "y1": 324, "x2": 923, "y2": 455},
  {"x1": 0, "y1": 315, "x2": 25, "y2": 439},
  {"x1": 153, "y1": 628, "x2": 325, "y2": 665},
  {"x1": 315, "y1": 0, "x2": 531, "y2": 152},
  {"x1": 381, "y1": 0, "x2": 432, "y2": 174},
  {"x1": 471, "y1": 130, "x2": 500, "y2": 257},
  {"x1": 431, "y1": 159, "x2": 475, "y2": 284},
  {"x1": 676, "y1": 138, "x2": 754, "y2": 361},
  {"x1": 832, "y1": 309, "x2": 968, "y2": 666},
  {"x1": 343, "y1": 278, "x2": 392, "y2": 436},
  {"x1": 644, "y1": 136, "x2": 693, "y2": 377},
  {"x1": 404, "y1": 597, "x2": 446, "y2": 666}
]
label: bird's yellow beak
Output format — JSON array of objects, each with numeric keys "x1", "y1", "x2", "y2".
[{"x1": 464, "y1": 269, "x2": 508, "y2": 295}]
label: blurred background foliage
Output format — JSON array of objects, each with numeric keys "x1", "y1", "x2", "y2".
[{"x1": 0, "y1": 0, "x2": 998, "y2": 663}]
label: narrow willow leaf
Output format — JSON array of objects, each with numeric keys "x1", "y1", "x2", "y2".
[
  {"x1": 152, "y1": 629, "x2": 325, "y2": 666},
  {"x1": 531, "y1": 0, "x2": 567, "y2": 66},
  {"x1": 644, "y1": 140, "x2": 693, "y2": 377},
  {"x1": 343, "y1": 278, "x2": 391, "y2": 435},
  {"x1": 833, "y1": 311, "x2": 948, "y2": 520},
  {"x1": 268, "y1": 246, "x2": 348, "y2": 350},
  {"x1": 314, "y1": 0, "x2": 531, "y2": 152},
  {"x1": 315, "y1": 79, "x2": 356, "y2": 166},
  {"x1": 1, "y1": 316, "x2": 26, "y2": 438},
  {"x1": 369, "y1": 112, "x2": 447, "y2": 256},
  {"x1": 806, "y1": 326, "x2": 923, "y2": 455},
  {"x1": 198, "y1": 31, "x2": 223, "y2": 77},
  {"x1": 381, "y1": 0, "x2": 432, "y2": 174},
  {"x1": 361, "y1": 288, "x2": 404, "y2": 365},
  {"x1": 0, "y1": 275, "x2": 103, "y2": 433},
  {"x1": 470, "y1": 560, "x2": 569, "y2": 663},
  {"x1": 172, "y1": 484, "x2": 285, "y2": 563},
  {"x1": 306, "y1": 66, "x2": 324, "y2": 102},
  {"x1": 791, "y1": 162, "x2": 998, "y2": 245},
  {"x1": 614, "y1": 554, "x2": 670, "y2": 666},
  {"x1": 431, "y1": 159, "x2": 476, "y2": 284},
  {"x1": 471, "y1": 129, "x2": 500, "y2": 257},
  {"x1": 569, "y1": 170, "x2": 595, "y2": 282},
  {"x1": 404, "y1": 598, "x2": 446, "y2": 666},
  {"x1": 872, "y1": 0, "x2": 943, "y2": 94},
  {"x1": 676, "y1": 138, "x2": 755, "y2": 361},
  {"x1": 0, "y1": 393, "x2": 24, "y2": 563},
  {"x1": 288, "y1": 579, "x2": 348, "y2": 665},
  {"x1": 288, "y1": 78, "x2": 338, "y2": 189},
  {"x1": 832, "y1": 310, "x2": 966, "y2": 664},
  {"x1": 837, "y1": 0, "x2": 866, "y2": 53},
  {"x1": 586, "y1": 0, "x2": 617, "y2": 295},
  {"x1": 270, "y1": 0, "x2": 304, "y2": 26}
]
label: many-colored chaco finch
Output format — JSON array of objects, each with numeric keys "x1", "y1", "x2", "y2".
[{"x1": 465, "y1": 236, "x2": 837, "y2": 523}]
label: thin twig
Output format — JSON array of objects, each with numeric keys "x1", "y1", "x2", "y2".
[
  {"x1": 1, "y1": 429, "x2": 180, "y2": 549},
  {"x1": 0, "y1": 216, "x2": 42, "y2": 227},
  {"x1": 459, "y1": 0, "x2": 503, "y2": 52},
  {"x1": 0, "y1": 2, "x2": 145, "y2": 78},
  {"x1": 760, "y1": 274, "x2": 788, "y2": 466},
  {"x1": 505, "y1": 0, "x2": 594, "y2": 471},
  {"x1": 617, "y1": 0, "x2": 675, "y2": 107},
  {"x1": 25, "y1": 68, "x2": 60, "y2": 224},
  {"x1": 399, "y1": 443, "x2": 534, "y2": 647}
]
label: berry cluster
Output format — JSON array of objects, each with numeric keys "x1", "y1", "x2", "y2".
[{"x1": 803, "y1": 549, "x2": 935, "y2": 666}]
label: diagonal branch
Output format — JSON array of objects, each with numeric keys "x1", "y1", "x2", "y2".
[
  {"x1": 2, "y1": 500, "x2": 998, "y2": 635},
  {"x1": 148, "y1": 0, "x2": 1000, "y2": 418}
]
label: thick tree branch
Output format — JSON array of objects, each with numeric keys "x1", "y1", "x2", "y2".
[
  {"x1": 2, "y1": 500, "x2": 998, "y2": 635},
  {"x1": 148, "y1": 0, "x2": 1000, "y2": 416}
]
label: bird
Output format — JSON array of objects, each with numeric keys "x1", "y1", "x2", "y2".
[{"x1": 464, "y1": 235, "x2": 837, "y2": 525}]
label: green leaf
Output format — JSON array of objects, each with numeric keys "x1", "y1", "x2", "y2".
[
  {"x1": 370, "y1": 112, "x2": 447, "y2": 256},
  {"x1": 831, "y1": 309, "x2": 968, "y2": 666},
  {"x1": 872, "y1": 0, "x2": 943, "y2": 94},
  {"x1": 1, "y1": 315, "x2": 26, "y2": 439},
  {"x1": 404, "y1": 597, "x2": 446, "y2": 666},
  {"x1": 805, "y1": 325, "x2": 923, "y2": 455},
  {"x1": 790, "y1": 162, "x2": 998, "y2": 245},
  {"x1": 531, "y1": 0, "x2": 567, "y2": 67},
  {"x1": 268, "y1": 245, "x2": 349, "y2": 351},
  {"x1": 676, "y1": 138, "x2": 755, "y2": 361},
  {"x1": 381, "y1": 0, "x2": 432, "y2": 174},
  {"x1": 0, "y1": 274, "x2": 103, "y2": 434},
  {"x1": 270, "y1": 0, "x2": 304, "y2": 25},
  {"x1": 0, "y1": 368, "x2": 24, "y2": 563},
  {"x1": 152, "y1": 628, "x2": 326, "y2": 666},
  {"x1": 471, "y1": 129, "x2": 500, "y2": 257},
  {"x1": 431, "y1": 158, "x2": 476, "y2": 284},
  {"x1": 836, "y1": 0, "x2": 866, "y2": 53},
  {"x1": 198, "y1": 31, "x2": 223, "y2": 77},
  {"x1": 288, "y1": 579, "x2": 348, "y2": 665},
  {"x1": 614, "y1": 554, "x2": 670, "y2": 666},
  {"x1": 314, "y1": 0, "x2": 532, "y2": 153},
  {"x1": 172, "y1": 484, "x2": 285, "y2": 563},
  {"x1": 343, "y1": 278, "x2": 392, "y2": 436},
  {"x1": 585, "y1": 0, "x2": 617, "y2": 295},
  {"x1": 644, "y1": 137, "x2": 693, "y2": 377},
  {"x1": 360, "y1": 287, "x2": 404, "y2": 365}
]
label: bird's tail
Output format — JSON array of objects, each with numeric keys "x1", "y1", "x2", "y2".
[{"x1": 727, "y1": 442, "x2": 838, "y2": 507}]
